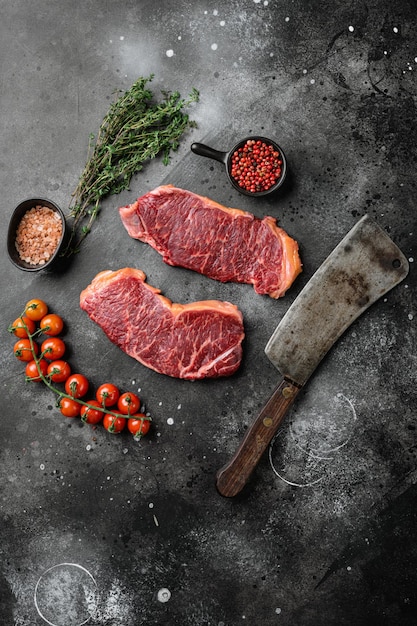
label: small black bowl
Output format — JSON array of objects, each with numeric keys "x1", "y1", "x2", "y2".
[
  {"x1": 191, "y1": 135, "x2": 287, "y2": 197},
  {"x1": 7, "y1": 198, "x2": 68, "y2": 271}
]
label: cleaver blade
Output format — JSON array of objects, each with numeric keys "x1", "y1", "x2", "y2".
[{"x1": 216, "y1": 215, "x2": 409, "y2": 497}]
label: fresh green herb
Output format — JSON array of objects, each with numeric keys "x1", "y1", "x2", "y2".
[{"x1": 64, "y1": 74, "x2": 199, "y2": 255}]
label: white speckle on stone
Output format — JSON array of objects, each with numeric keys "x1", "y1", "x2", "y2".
[
  {"x1": 39, "y1": 464, "x2": 45, "y2": 470},
  {"x1": 220, "y1": 20, "x2": 225, "y2": 26},
  {"x1": 408, "y1": 313, "x2": 414, "y2": 321},
  {"x1": 86, "y1": 445, "x2": 92, "y2": 451},
  {"x1": 149, "y1": 502, "x2": 154, "y2": 508},
  {"x1": 303, "y1": 68, "x2": 308, "y2": 74},
  {"x1": 348, "y1": 25, "x2": 354, "y2": 32},
  {"x1": 167, "y1": 417, "x2": 174, "y2": 425},
  {"x1": 177, "y1": 404, "x2": 182, "y2": 410},
  {"x1": 157, "y1": 588, "x2": 171, "y2": 603},
  {"x1": 178, "y1": 35, "x2": 182, "y2": 40},
  {"x1": 310, "y1": 78, "x2": 315, "y2": 84},
  {"x1": 409, "y1": 257, "x2": 414, "y2": 263},
  {"x1": 275, "y1": 608, "x2": 282, "y2": 614},
  {"x1": 393, "y1": 26, "x2": 399, "y2": 33},
  {"x1": 213, "y1": 9, "x2": 218, "y2": 15},
  {"x1": 270, "y1": 52, "x2": 274, "y2": 57},
  {"x1": 211, "y1": 43, "x2": 218, "y2": 50},
  {"x1": 166, "y1": 49, "x2": 174, "y2": 57},
  {"x1": 347, "y1": 565, "x2": 352, "y2": 571},
  {"x1": 285, "y1": 16, "x2": 290, "y2": 22},
  {"x1": 120, "y1": 36, "x2": 125, "y2": 41}
]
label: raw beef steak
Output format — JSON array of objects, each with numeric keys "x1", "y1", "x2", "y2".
[
  {"x1": 80, "y1": 268, "x2": 244, "y2": 380},
  {"x1": 119, "y1": 185, "x2": 302, "y2": 298}
]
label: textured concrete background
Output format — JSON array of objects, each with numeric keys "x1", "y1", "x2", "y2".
[{"x1": 1, "y1": 1, "x2": 416, "y2": 624}]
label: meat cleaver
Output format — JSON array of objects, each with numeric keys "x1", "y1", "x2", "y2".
[{"x1": 216, "y1": 215, "x2": 409, "y2": 497}]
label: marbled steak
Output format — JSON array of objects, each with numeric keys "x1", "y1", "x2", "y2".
[{"x1": 119, "y1": 185, "x2": 302, "y2": 299}]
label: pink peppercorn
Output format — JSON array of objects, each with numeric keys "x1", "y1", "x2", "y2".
[{"x1": 230, "y1": 139, "x2": 283, "y2": 193}]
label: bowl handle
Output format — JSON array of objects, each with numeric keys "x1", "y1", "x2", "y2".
[{"x1": 191, "y1": 142, "x2": 228, "y2": 165}]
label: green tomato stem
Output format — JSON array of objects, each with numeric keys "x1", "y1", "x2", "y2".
[{"x1": 20, "y1": 313, "x2": 151, "y2": 423}]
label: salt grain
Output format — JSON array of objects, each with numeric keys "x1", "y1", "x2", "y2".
[
  {"x1": 15, "y1": 205, "x2": 62, "y2": 265},
  {"x1": 157, "y1": 588, "x2": 171, "y2": 603}
]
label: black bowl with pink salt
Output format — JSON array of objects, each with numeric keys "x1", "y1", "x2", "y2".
[{"x1": 7, "y1": 198, "x2": 68, "y2": 271}]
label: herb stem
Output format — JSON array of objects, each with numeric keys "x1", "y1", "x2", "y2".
[{"x1": 64, "y1": 75, "x2": 199, "y2": 255}]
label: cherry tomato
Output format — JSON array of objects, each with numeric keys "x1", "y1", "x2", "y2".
[
  {"x1": 40, "y1": 313, "x2": 64, "y2": 336},
  {"x1": 127, "y1": 414, "x2": 151, "y2": 439},
  {"x1": 25, "y1": 359, "x2": 48, "y2": 381},
  {"x1": 25, "y1": 298, "x2": 48, "y2": 322},
  {"x1": 11, "y1": 316, "x2": 36, "y2": 338},
  {"x1": 80, "y1": 400, "x2": 105, "y2": 425},
  {"x1": 117, "y1": 392, "x2": 141, "y2": 415},
  {"x1": 47, "y1": 360, "x2": 71, "y2": 383},
  {"x1": 96, "y1": 383, "x2": 120, "y2": 407},
  {"x1": 41, "y1": 337, "x2": 66, "y2": 360},
  {"x1": 65, "y1": 374, "x2": 89, "y2": 399},
  {"x1": 59, "y1": 397, "x2": 81, "y2": 418},
  {"x1": 14, "y1": 338, "x2": 39, "y2": 362},
  {"x1": 103, "y1": 414, "x2": 126, "y2": 434}
]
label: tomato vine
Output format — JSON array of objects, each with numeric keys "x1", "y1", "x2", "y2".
[{"x1": 8, "y1": 300, "x2": 152, "y2": 439}]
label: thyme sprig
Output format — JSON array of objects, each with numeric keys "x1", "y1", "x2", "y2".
[{"x1": 65, "y1": 74, "x2": 199, "y2": 255}]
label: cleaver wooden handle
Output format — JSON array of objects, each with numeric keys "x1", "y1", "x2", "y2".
[{"x1": 216, "y1": 377, "x2": 301, "y2": 497}]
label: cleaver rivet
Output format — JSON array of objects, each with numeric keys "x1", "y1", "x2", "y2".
[
  {"x1": 263, "y1": 417, "x2": 273, "y2": 427},
  {"x1": 282, "y1": 386, "x2": 295, "y2": 399}
]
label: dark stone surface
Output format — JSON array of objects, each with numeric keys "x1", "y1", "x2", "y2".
[{"x1": 1, "y1": 1, "x2": 416, "y2": 624}]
